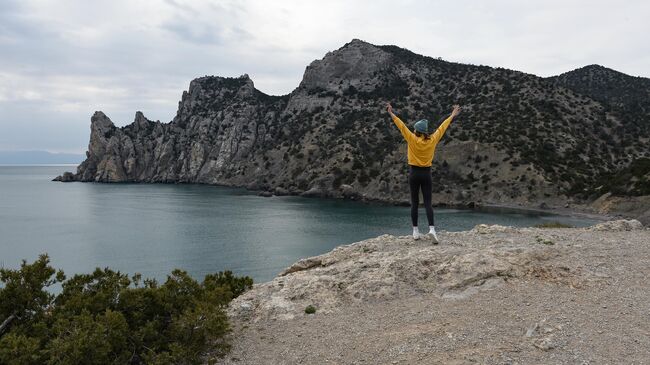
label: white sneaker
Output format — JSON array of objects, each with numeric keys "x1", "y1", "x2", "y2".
[
  {"x1": 427, "y1": 227, "x2": 439, "y2": 244},
  {"x1": 412, "y1": 227, "x2": 421, "y2": 240}
]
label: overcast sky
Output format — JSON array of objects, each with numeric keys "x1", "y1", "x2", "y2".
[{"x1": 1, "y1": 0, "x2": 648, "y2": 153}]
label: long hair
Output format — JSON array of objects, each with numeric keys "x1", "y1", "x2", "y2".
[{"x1": 415, "y1": 131, "x2": 431, "y2": 140}]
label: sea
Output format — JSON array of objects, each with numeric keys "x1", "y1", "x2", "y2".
[{"x1": 0, "y1": 165, "x2": 598, "y2": 283}]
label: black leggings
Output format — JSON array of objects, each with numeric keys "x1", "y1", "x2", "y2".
[{"x1": 408, "y1": 165, "x2": 434, "y2": 227}]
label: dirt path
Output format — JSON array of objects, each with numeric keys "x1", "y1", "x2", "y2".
[{"x1": 218, "y1": 222, "x2": 650, "y2": 364}]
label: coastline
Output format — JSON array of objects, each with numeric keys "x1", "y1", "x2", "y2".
[
  {"x1": 479, "y1": 202, "x2": 612, "y2": 222},
  {"x1": 51, "y1": 173, "x2": 617, "y2": 223}
]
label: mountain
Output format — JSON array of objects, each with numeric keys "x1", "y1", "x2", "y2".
[
  {"x1": 0, "y1": 150, "x2": 85, "y2": 164},
  {"x1": 56, "y1": 39, "x2": 650, "y2": 209},
  {"x1": 552, "y1": 64, "x2": 650, "y2": 121},
  {"x1": 551, "y1": 65, "x2": 650, "y2": 197}
]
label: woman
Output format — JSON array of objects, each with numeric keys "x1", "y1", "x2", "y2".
[{"x1": 387, "y1": 103, "x2": 461, "y2": 242}]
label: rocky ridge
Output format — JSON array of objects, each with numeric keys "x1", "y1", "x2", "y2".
[
  {"x1": 227, "y1": 219, "x2": 643, "y2": 323},
  {"x1": 220, "y1": 220, "x2": 649, "y2": 364},
  {"x1": 56, "y1": 39, "x2": 650, "y2": 218}
]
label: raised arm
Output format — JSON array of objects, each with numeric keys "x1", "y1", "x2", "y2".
[
  {"x1": 431, "y1": 104, "x2": 461, "y2": 144},
  {"x1": 386, "y1": 102, "x2": 415, "y2": 144}
]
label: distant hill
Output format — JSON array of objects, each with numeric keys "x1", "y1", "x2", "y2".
[
  {"x1": 550, "y1": 65, "x2": 650, "y2": 196},
  {"x1": 0, "y1": 150, "x2": 85, "y2": 165},
  {"x1": 60, "y1": 39, "x2": 650, "y2": 210}
]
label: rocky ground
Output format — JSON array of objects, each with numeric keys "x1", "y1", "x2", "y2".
[{"x1": 216, "y1": 220, "x2": 649, "y2": 364}]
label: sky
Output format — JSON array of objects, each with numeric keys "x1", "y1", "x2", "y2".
[{"x1": 1, "y1": 0, "x2": 648, "y2": 154}]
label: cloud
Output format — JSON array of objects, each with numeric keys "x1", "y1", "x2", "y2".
[
  {"x1": 0, "y1": 0, "x2": 649, "y2": 153},
  {"x1": 160, "y1": 0, "x2": 253, "y2": 46}
]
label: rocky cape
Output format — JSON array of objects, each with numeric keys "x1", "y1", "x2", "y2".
[
  {"x1": 55, "y1": 39, "x2": 650, "y2": 221},
  {"x1": 220, "y1": 220, "x2": 649, "y2": 364}
]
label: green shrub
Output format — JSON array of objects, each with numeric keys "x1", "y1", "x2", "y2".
[
  {"x1": 535, "y1": 236, "x2": 555, "y2": 245},
  {"x1": 0, "y1": 254, "x2": 252, "y2": 365},
  {"x1": 304, "y1": 305, "x2": 316, "y2": 314}
]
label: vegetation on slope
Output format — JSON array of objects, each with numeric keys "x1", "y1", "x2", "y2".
[
  {"x1": 268, "y1": 42, "x2": 650, "y2": 198},
  {"x1": 593, "y1": 158, "x2": 650, "y2": 197},
  {"x1": 72, "y1": 40, "x2": 650, "y2": 203}
]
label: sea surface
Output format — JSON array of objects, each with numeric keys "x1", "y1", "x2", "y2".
[{"x1": 0, "y1": 165, "x2": 598, "y2": 283}]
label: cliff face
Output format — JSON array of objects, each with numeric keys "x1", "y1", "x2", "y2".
[
  {"x1": 75, "y1": 76, "x2": 287, "y2": 184},
  {"x1": 61, "y1": 39, "x2": 650, "y2": 207}
]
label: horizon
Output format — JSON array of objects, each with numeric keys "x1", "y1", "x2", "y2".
[{"x1": 1, "y1": 0, "x2": 649, "y2": 154}]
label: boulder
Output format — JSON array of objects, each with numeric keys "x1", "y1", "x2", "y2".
[
  {"x1": 52, "y1": 171, "x2": 75, "y2": 182},
  {"x1": 471, "y1": 224, "x2": 518, "y2": 234},
  {"x1": 301, "y1": 187, "x2": 326, "y2": 198},
  {"x1": 279, "y1": 257, "x2": 323, "y2": 276},
  {"x1": 587, "y1": 219, "x2": 644, "y2": 231},
  {"x1": 274, "y1": 187, "x2": 289, "y2": 196},
  {"x1": 340, "y1": 184, "x2": 359, "y2": 199},
  {"x1": 246, "y1": 182, "x2": 260, "y2": 191}
]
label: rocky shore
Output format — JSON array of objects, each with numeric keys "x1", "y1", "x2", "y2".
[{"x1": 220, "y1": 219, "x2": 649, "y2": 364}]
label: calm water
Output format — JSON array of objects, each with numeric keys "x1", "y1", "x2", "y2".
[{"x1": 0, "y1": 166, "x2": 597, "y2": 283}]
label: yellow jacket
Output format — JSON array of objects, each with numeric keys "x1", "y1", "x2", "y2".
[{"x1": 391, "y1": 114, "x2": 453, "y2": 167}]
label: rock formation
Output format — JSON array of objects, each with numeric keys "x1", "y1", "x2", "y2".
[
  {"x1": 219, "y1": 220, "x2": 650, "y2": 364},
  {"x1": 56, "y1": 39, "x2": 650, "y2": 211},
  {"x1": 228, "y1": 229, "x2": 544, "y2": 322},
  {"x1": 227, "y1": 219, "x2": 645, "y2": 322}
]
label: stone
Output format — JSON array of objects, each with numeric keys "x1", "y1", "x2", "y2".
[
  {"x1": 525, "y1": 323, "x2": 539, "y2": 337},
  {"x1": 471, "y1": 224, "x2": 518, "y2": 234},
  {"x1": 279, "y1": 257, "x2": 323, "y2": 276},
  {"x1": 300, "y1": 187, "x2": 325, "y2": 198},
  {"x1": 52, "y1": 171, "x2": 75, "y2": 182},
  {"x1": 340, "y1": 184, "x2": 359, "y2": 199},
  {"x1": 274, "y1": 187, "x2": 289, "y2": 196},
  {"x1": 533, "y1": 337, "x2": 557, "y2": 351},
  {"x1": 587, "y1": 219, "x2": 643, "y2": 232},
  {"x1": 258, "y1": 191, "x2": 273, "y2": 197},
  {"x1": 246, "y1": 182, "x2": 260, "y2": 191},
  {"x1": 379, "y1": 180, "x2": 389, "y2": 193}
]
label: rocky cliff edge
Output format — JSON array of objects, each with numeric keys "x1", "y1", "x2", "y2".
[
  {"x1": 220, "y1": 219, "x2": 649, "y2": 364},
  {"x1": 228, "y1": 219, "x2": 645, "y2": 323}
]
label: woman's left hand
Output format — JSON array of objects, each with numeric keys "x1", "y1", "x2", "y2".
[{"x1": 451, "y1": 104, "x2": 461, "y2": 118}]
